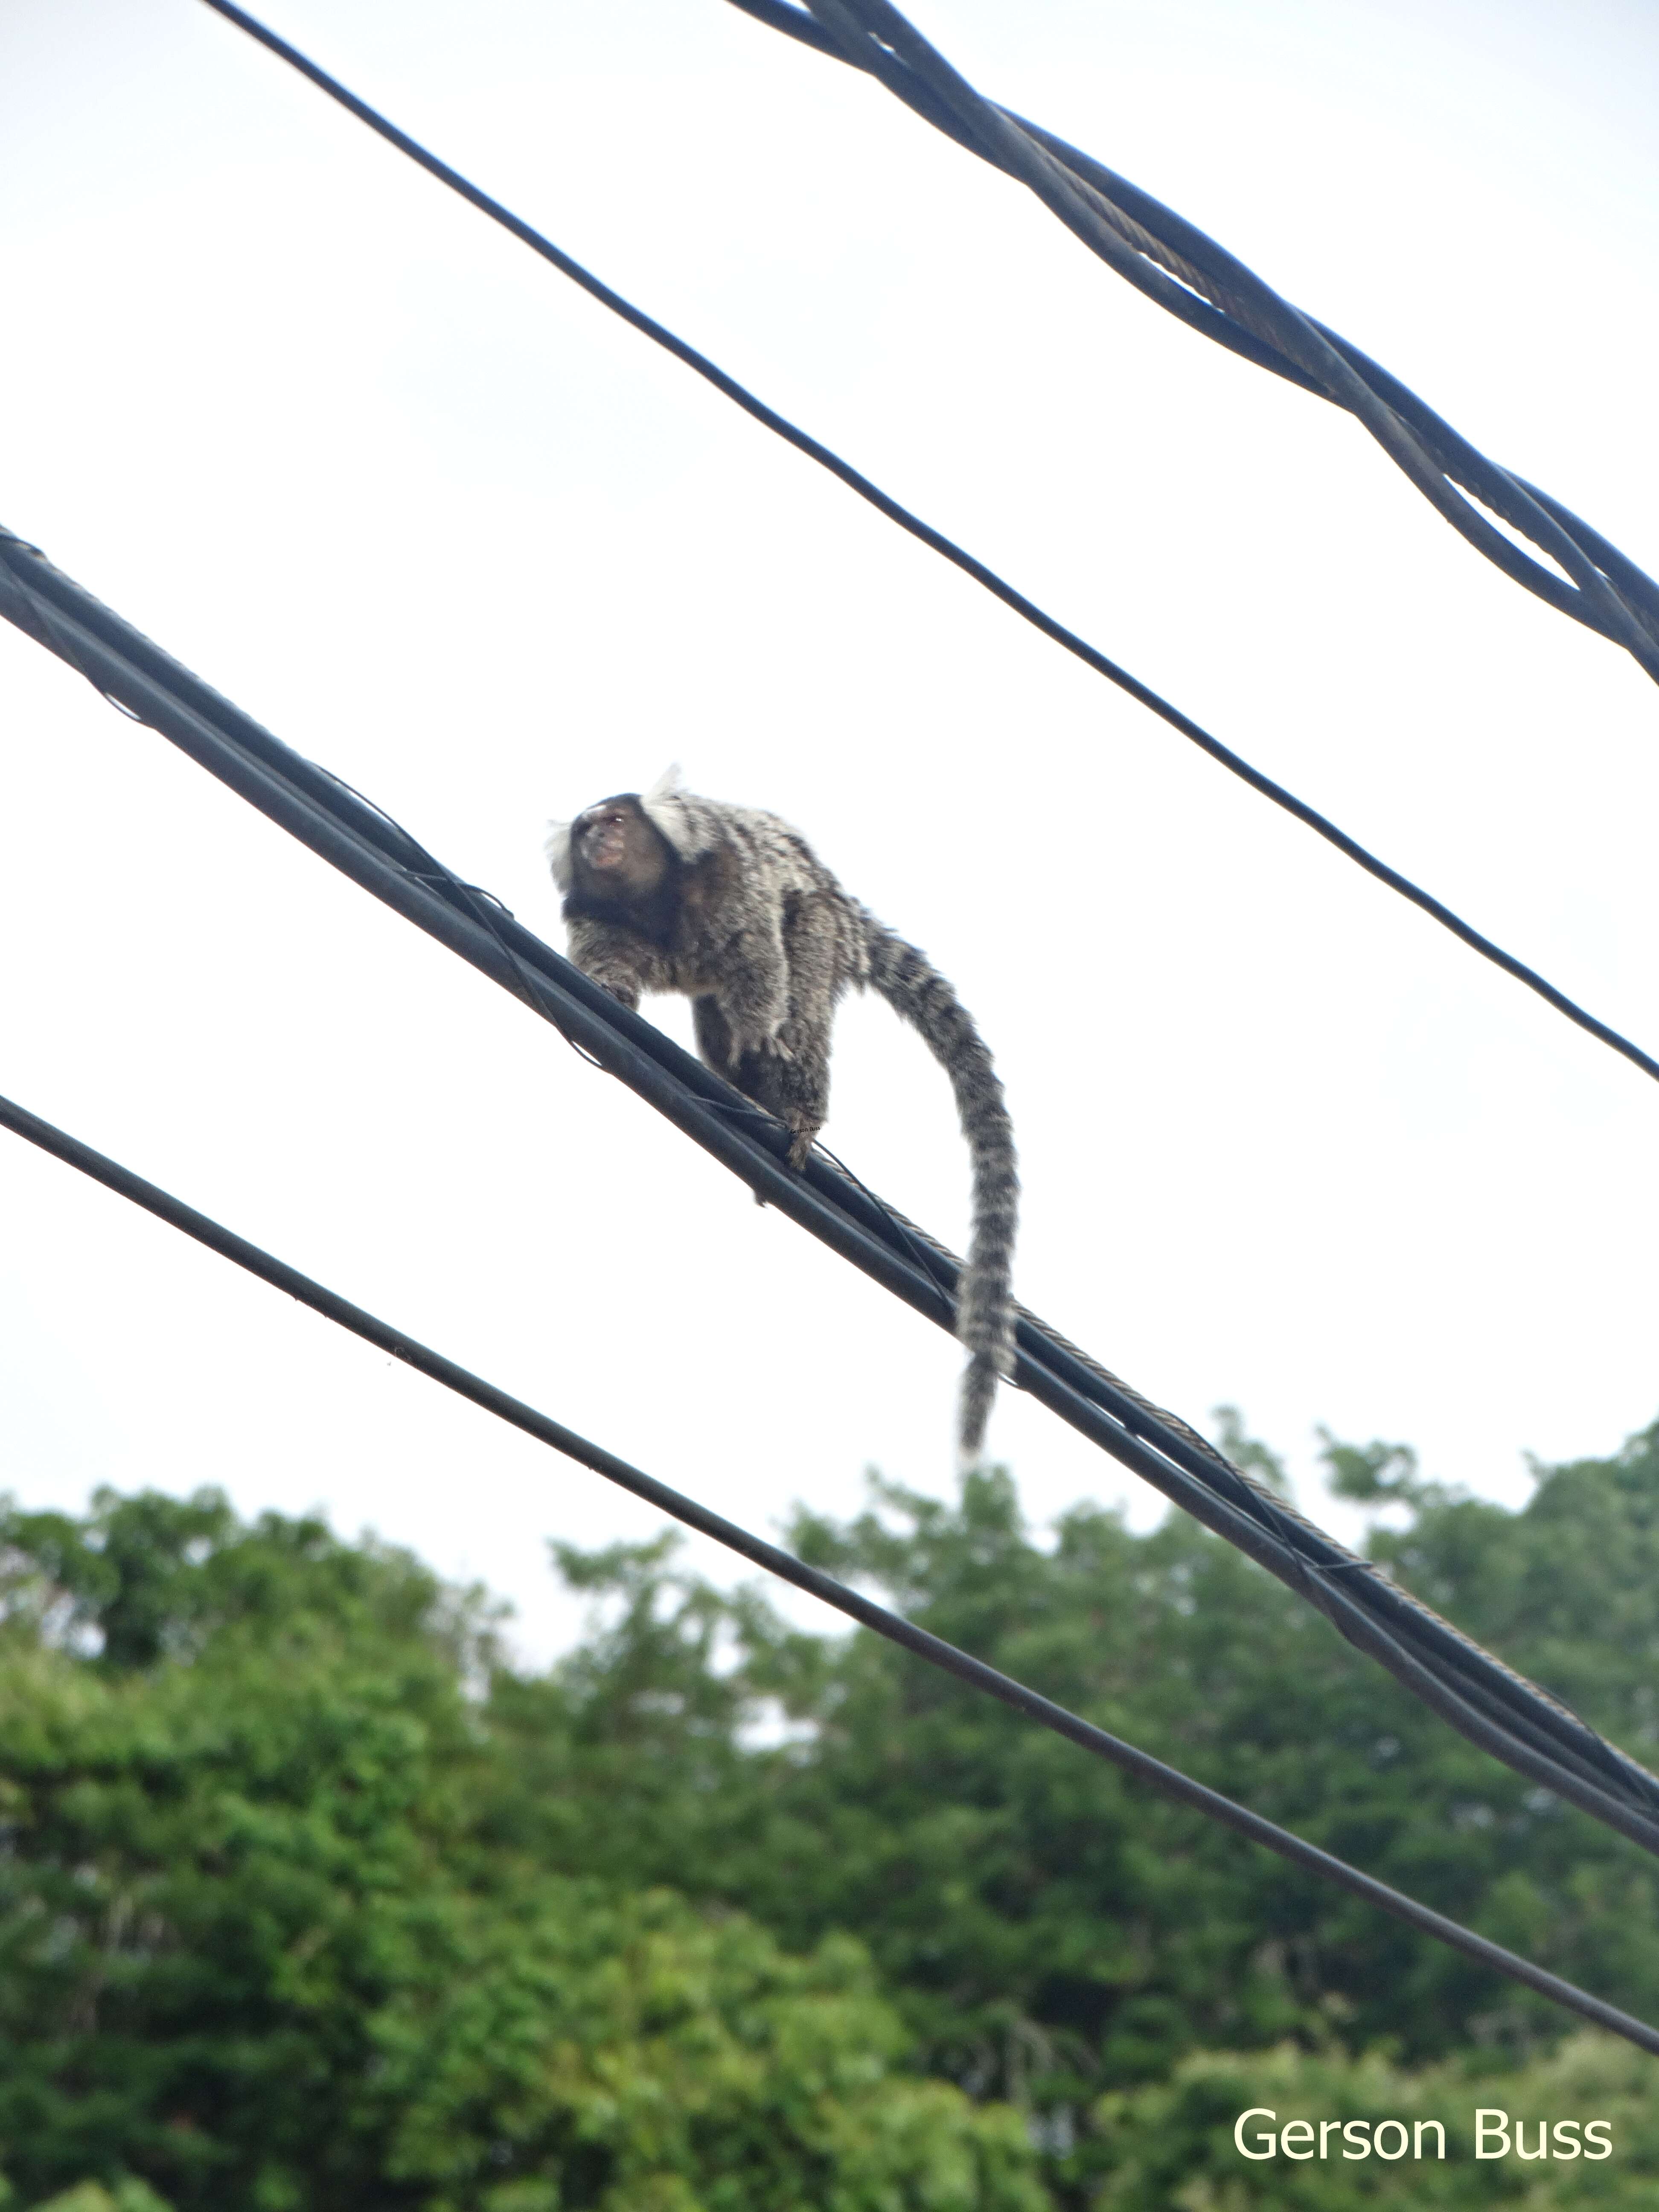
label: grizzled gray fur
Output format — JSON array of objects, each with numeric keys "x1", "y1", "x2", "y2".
[{"x1": 547, "y1": 768, "x2": 1018, "y2": 1460}]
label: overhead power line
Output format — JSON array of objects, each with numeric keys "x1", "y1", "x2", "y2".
[
  {"x1": 193, "y1": 0, "x2": 1659, "y2": 1099},
  {"x1": 728, "y1": 0, "x2": 1659, "y2": 686},
  {"x1": 4, "y1": 521, "x2": 1658, "y2": 1858},
  {"x1": 2, "y1": 1083, "x2": 1656, "y2": 2059}
]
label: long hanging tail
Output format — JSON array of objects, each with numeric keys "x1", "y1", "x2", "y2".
[{"x1": 861, "y1": 916, "x2": 1019, "y2": 1462}]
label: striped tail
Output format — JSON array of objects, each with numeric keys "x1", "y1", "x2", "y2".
[{"x1": 862, "y1": 916, "x2": 1019, "y2": 1462}]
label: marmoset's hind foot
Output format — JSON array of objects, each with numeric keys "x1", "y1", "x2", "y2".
[{"x1": 786, "y1": 1127, "x2": 818, "y2": 1170}]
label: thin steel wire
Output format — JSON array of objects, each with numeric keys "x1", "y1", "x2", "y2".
[
  {"x1": 3, "y1": 1082, "x2": 1657, "y2": 2056},
  {"x1": 5, "y1": 521, "x2": 1659, "y2": 1843},
  {"x1": 190, "y1": 0, "x2": 1659, "y2": 1098}
]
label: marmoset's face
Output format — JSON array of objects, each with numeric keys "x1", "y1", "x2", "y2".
[{"x1": 572, "y1": 796, "x2": 669, "y2": 893}]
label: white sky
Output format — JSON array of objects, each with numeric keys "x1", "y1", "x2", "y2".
[{"x1": 0, "y1": 0, "x2": 1655, "y2": 1664}]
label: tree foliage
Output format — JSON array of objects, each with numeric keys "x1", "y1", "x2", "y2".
[
  {"x1": 0, "y1": 1490, "x2": 1039, "y2": 2212},
  {"x1": 4, "y1": 1416, "x2": 1659, "y2": 2208},
  {"x1": 486, "y1": 1436, "x2": 1659, "y2": 2092}
]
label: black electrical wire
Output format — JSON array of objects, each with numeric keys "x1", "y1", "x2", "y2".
[
  {"x1": 192, "y1": 0, "x2": 1659, "y2": 1100},
  {"x1": 5, "y1": 523, "x2": 1659, "y2": 1854},
  {"x1": 161, "y1": 1, "x2": 1659, "y2": 1834},
  {"x1": 728, "y1": 0, "x2": 1659, "y2": 684},
  {"x1": 142, "y1": 15, "x2": 1659, "y2": 1843},
  {"x1": 1, "y1": 1084, "x2": 1655, "y2": 2057}
]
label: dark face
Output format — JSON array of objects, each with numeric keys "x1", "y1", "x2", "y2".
[{"x1": 571, "y1": 795, "x2": 671, "y2": 898}]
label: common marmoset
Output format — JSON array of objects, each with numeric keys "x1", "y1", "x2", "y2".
[{"x1": 547, "y1": 769, "x2": 1018, "y2": 1460}]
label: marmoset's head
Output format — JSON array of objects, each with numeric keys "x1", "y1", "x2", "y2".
[
  {"x1": 570, "y1": 794, "x2": 671, "y2": 895},
  {"x1": 546, "y1": 765, "x2": 692, "y2": 896}
]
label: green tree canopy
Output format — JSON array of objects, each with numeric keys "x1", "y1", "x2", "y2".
[
  {"x1": 0, "y1": 1487, "x2": 1040, "y2": 2212},
  {"x1": 483, "y1": 1429, "x2": 1659, "y2": 2100},
  {"x1": 6, "y1": 1416, "x2": 1659, "y2": 2208}
]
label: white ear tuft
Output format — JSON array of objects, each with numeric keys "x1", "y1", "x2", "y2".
[
  {"x1": 639, "y1": 763, "x2": 700, "y2": 856},
  {"x1": 544, "y1": 818, "x2": 574, "y2": 892}
]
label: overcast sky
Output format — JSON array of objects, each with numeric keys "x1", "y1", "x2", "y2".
[{"x1": 1, "y1": 0, "x2": 1656, "y2": 1663}]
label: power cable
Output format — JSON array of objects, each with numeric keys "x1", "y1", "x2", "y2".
[
  {"x1": 2, "y1": 1083, "x2": 1656, "y2": 2057},
  {"x1": 191, "y1": 0, "x2": 1659, "y2": 1099},
  {"x1": 4, "y1": 521, "x2": 1658, "y2": 1852},
  {"x1": 728, "y1": 0, "x2": 1659, "y2": 684}
]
